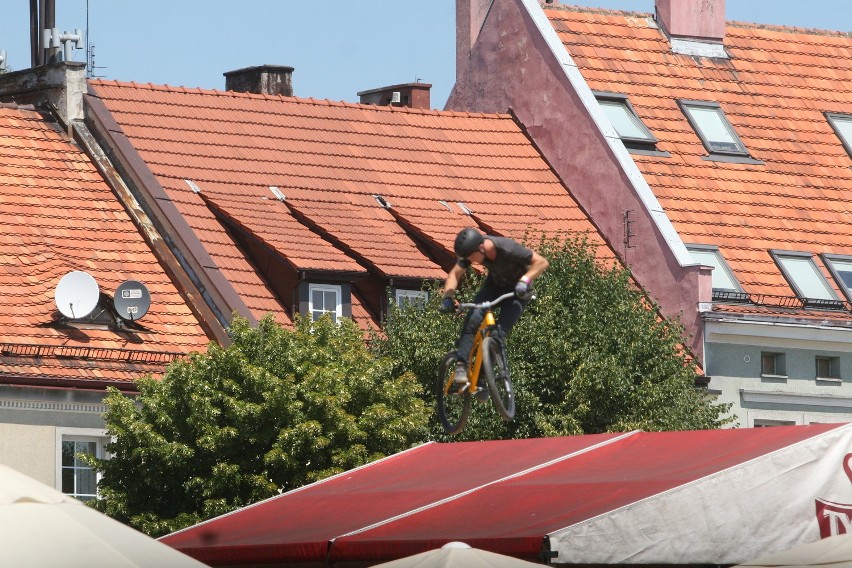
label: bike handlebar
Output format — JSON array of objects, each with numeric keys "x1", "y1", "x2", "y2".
[{"x1": 457, "y1": 291, "x2": 518, "y2": 311}]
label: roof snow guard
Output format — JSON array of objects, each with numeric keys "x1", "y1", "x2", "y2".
[{"x1": 161, "y1": 424, "x2": 852, "y2": 566}]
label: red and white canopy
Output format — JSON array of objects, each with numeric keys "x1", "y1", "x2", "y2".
[{"x1": 162, "y1": 424, "x2": 852, "y2": 566}]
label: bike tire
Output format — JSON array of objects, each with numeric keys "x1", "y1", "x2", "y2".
[
  {"x1": 482, "y1": 336, "x2": 515, "y2": 421},
  {"x1": 436, "y1": 351, "x2": 471, "y2": 435}
]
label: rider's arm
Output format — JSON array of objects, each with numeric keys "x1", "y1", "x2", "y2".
[
  {"x1": 521, "y1": 251, "x2": 549, "y2": 284},
  {"x1": 443, "y1": 262, "x2": 466, "y2": 298}
]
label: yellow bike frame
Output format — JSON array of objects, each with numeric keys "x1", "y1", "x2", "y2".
[{"x1": 464, "y1": 310, "x2": 497, "y2": 393}]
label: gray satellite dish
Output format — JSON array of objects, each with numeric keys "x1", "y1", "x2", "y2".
[
  {"x1": 114, "y1": 280, "x2": 151, "y2": 321},
  {"x1": 55, "y1": 271, "x2": 100, "y2": 319}
]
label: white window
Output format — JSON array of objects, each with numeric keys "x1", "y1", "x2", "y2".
[
  {"x1": 58, "y1": 432, "x2": 108, "y2": 502},
  {"x1": 394, "y1": 289, "x2": 428, "y2": 308},
  {"x1": 773, "y1": 251, "x2": 837, "y2": 301},
  {"x1": 308, "y1": 284, "x2": 342, "y2": 322},
  {"x1": 687, "y1": 245, "x2": 740, "y2": 291},
  {"x1": 679, "y1": 100, "x2": 749, "y2": 156}
]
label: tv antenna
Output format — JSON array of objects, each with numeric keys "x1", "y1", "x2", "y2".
[{"x1": 113, "y1": 280, "x2": 151, "y2": 322}]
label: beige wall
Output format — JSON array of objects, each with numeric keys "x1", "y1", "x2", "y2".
[{"x1": 0, "y1": 423, "x2": 56, "y2": 487}]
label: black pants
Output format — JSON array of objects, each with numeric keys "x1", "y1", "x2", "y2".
[{"x1": 456, "y1": 277, "x2": 529, "y2": 364}]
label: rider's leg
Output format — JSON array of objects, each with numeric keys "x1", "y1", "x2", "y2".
[
  {"x1": 455, "y1": 278, "x2": 501, "y2": 368},
  {"x1": 495, "y1": 293, "x2": 530, "y2": 340}
]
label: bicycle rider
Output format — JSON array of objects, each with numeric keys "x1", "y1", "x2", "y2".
[{"x1": 441, "y1": 228, "x2": 549, "y2": 385}]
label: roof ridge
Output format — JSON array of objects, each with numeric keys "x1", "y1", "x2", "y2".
[
  {"x1": 728, "y1": 20, "x2": 852, "y2": 38},
  {"x1": 87, "y1": 78, "x2": 512, "y2": 120}
]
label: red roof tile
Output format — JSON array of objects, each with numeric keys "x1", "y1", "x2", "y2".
[
  {"x1": 89, "y1": 81, "x2": 617, "y2": 315},
  {"x1": 545, "y1": 5, "x2": 852, "y2": 314},
  {"x1": 0, "y1": 106, "x2": 210, "y2": 383}
]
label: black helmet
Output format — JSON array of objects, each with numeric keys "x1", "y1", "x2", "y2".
[{"x1": 454, "y1": 227, "x2": 483, "y2": 258}]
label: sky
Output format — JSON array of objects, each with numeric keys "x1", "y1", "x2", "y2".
[{"x1": 1, "y1": 1, "x2": 850, "y2": 109}]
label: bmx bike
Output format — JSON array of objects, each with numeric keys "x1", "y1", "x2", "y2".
[{"x1": 437, "y1": 291, "x2": 517, "y2": 434}]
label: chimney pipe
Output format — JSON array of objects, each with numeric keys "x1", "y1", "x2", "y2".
[
  {"x1": 223, "y1": 65, "x2": 294, "y2": 97},
  {"x1": 656, "y1": 0, "x2": 725, "y2": 43},
  {"x1": 357, "y1": 82, "x2": 432, "y2": 109}
]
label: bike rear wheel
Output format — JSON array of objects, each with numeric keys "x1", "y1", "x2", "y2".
[
  {"x1": 436, "y1": 352, "x2": 471, "y2": 434},
  {"x1": 482, "y1": 336, "x2": 515, "y2": 420}
]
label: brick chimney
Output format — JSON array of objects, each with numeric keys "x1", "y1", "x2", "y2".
[
  {"x1": 357, "y1": 82, "x2": 432, "y2": 109},
  {"x1": 656, "y1": 0, "x2": 725, "y2": 43},
  {"x1": 224, "y1": 65, "x2": 294, "y2": 96}
]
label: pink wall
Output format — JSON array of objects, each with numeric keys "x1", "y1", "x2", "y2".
[{"x1": 447, "y1": 0, "x2": 709, "y2": 362}]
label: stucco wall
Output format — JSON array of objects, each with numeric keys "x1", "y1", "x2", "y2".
[{"x1": 0, "y1": 423, "x2": 56, "y2": 486}]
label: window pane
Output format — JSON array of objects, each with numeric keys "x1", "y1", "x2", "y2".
[
  {"x1": 599, "y1": 101, "x2": 651, "y2": 140},
  {"x1": 689, "y1": 248, "x2": 737, "y2": 290},
  {"x1": 62, "y1": 467, "x2": 75, "y2": 493},
  {"x1": 62, "y1": 441, "x2": 74, "y2": 467},
  {"x1": 828, "y1": 258, "x2": 852, "y2": 290},
  {"x1": 777, "y1": 256, "x2": 836, "y2": 300},
  {"x1": 683, "y1": 104, "x2": 745, "y2": 153},
  {"x1": 831, "y1": 116, "x2": 852, "y2": 146}
]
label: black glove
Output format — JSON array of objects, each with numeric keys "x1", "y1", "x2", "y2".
[
  {"x1": 515, "y1": 278, "x2": 534, "y2": 300},
  {"x1": 440, "y1": 297, "x2": 456, "y2": 313}
]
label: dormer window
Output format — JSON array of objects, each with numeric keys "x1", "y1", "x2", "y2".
[
  {"x1": 678, "y1": 100, "x2": 760, "y2": 163},
  {"x1": 826, "y1": 113, "x2": 852, "y2": 160},
  {"x1": 594, "y1": 92, "x2": 665, "y2": 155},
  {"x1": 394, "y1": 289, "x2": 428, "y2": 308},
  {"x1": 298, "y1": 282, "x2": 351, "y2": 323},
  {"x1": 771, "y1": 250, "x2": 839, "y2": 307},
  {"x1": 687, "y1": 244, "x2": 744, "y2": 299}
]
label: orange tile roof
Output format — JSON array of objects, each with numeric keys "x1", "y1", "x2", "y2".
[
  {"x1": 88, "y1": 80, "x2": 616, "y2": 315},
  {"x1": 545, "y1": 5, "x2": 852, "y2": 314},
  {"x1": 0, "y1": 105, "x2": 210, "y2": 383}
]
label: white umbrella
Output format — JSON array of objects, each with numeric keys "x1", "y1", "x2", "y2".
[
  {"x1": 737, "y1": 534, "x2": 852, "y2": 568},
  {"x1": 370, "y1": 541, "x2": 544, "y2": 567},
  {"x1": 0, "y1": 463, "x2": 208, "y2": 567}
]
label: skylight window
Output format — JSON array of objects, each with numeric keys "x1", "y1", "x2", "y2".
[
  {"x1": 772, "y1": 251, "x2": 837, "y2": 302},
  {"x1": 687, "y1": 245, "x2": 740, "y2": 292},
  {"x1": 679, "y1": 100, "x2": 750, "y2": 157},
  {"x1": 594, "y1": 92, "x2": 662, "y2": 154},
  {"x1": 822, "y1": 254, "x2": 852, "y2": 302},
  {"x1": 826, "y1": 113, "x2": 852, "y2": 160}
]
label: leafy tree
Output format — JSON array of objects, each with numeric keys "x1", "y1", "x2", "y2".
[
  {"x1": 85, "y1": 314, "x2": 430, "y2": 537},
  {"x1": 373, "y1": 234, "x2": 733, "y2": 441}
]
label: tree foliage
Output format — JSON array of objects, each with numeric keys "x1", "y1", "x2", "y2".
[
  {"x1": 85, "y1": 315, "x2": 430, "y2": 537},
  {"x1": 373, "y1": 234, "x2": 733, "y2": 441}
]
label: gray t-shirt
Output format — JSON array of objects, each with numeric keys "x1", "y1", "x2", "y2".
[{"x1": 457, "y1": 236, "x2": 533, "y2": 288}]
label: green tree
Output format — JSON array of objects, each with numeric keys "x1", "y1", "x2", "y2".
[
  {"x1": 86, "y1": 314, "x2": 430, "y2": 537},
  {"x1": 373, "y1": 234, "x2": 733, "y2": 441}
]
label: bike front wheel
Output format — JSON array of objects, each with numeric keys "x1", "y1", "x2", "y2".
[
  {"x1": 482, "y1": 336, "x2": 515, "y2": 420},
  {"x1": 436, "y1": 352, "x2": 471, "y2": 435}
]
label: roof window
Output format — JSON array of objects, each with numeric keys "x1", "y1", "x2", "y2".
[
  {"x1": 822, "y1": 254, "x2": 852, "y2": 302},
  {"x1": 826, "y1": 113, "x2": 852, "y2": 160},
  {"x1": 687, "y1": 245, "x2": 741, "y2": 295},
  {"x1": 594, "y1": 92, "x2": 666, "y2": 155},
  {"x1": 771, "y1": 251, "x2": 838, "y2": 305},
  {"x1": 678, "y1": 100, "x2": 760, "y2": 163}
]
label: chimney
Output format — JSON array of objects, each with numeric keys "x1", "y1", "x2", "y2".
[
  {"x1": 656, "y1": 0, "x2": 725, "y2": 43},
  {"x1": 223, "y1": 65, "x2": 294, "y2": 96},
  {"x1": 357, "y1": 82, "x2": 432, "y2": 109}
]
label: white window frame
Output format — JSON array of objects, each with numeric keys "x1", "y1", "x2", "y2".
[
  {"x1": 394, "y1": 289, "x2": 429, "y2": 308},
  {"x1": 308, "y1": 283, "x2": 342, "y2": 323},
  {"x1": 56, "y1": 428, "x2": 109, "y2": 501}
]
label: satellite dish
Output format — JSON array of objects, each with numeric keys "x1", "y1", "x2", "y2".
[
  {"x1": 55, "y1": 271, "x2": 100, "y2": 319},
  {"x1": 114, "y1": 280, "x2": 151, "y2": 321}
]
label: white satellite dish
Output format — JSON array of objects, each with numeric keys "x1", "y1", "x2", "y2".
[{"x1": 54, "y1": 271, "x2": 100, "y2": 319}]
